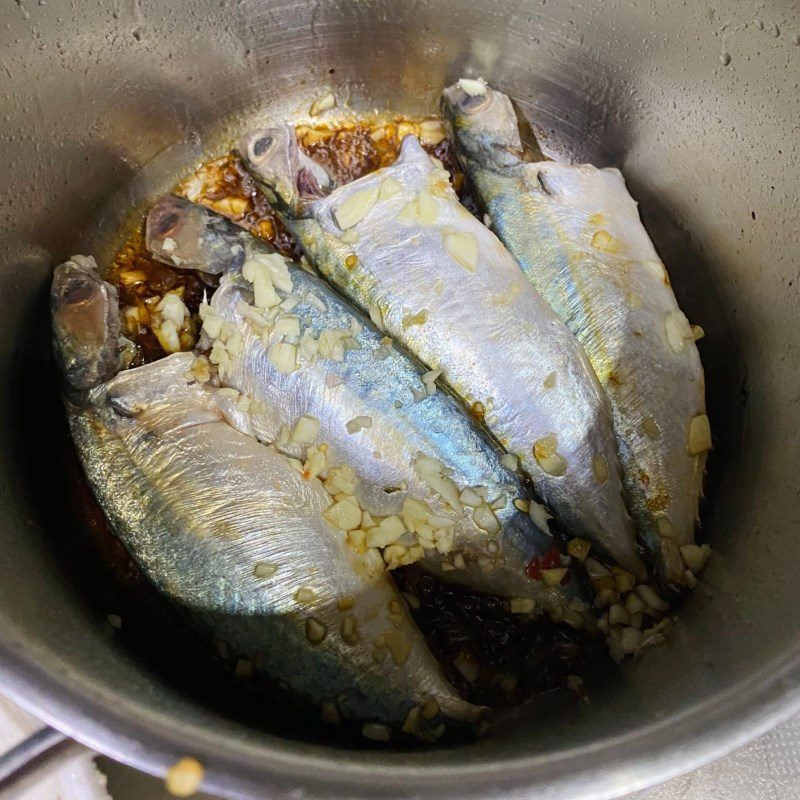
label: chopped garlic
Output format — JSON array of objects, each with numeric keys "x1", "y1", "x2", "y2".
[
  {"x1": 402, "y1": 309, "x2": 429, "y2": 328},
  {"x1": 500, "y1": 453, "x2": 519, "y2": 472},
  {"x1": 414, "y1": 454, "x2": 462, "y2": 509},
  {"x1": 368, "y1": 304, "x2": 385, "y2": 330},
  {"x1": 691, "y1": 324, "x2": 705, "y2": 341},
  {"x1": 366, "y1": 516, "x2": 406, "y2": 547},
  {"x1": 533, "y1": 434, "x2": 568, "y2": 477},
  {"x1": 346, "y1": 415, "x2": 373, "y2": 434},
  {"x1": 542, "y1": 567, "x2": 568, "y2": 587},
  {"x1": 273, "y1": 315, "x2": 300, "y2": 338},
  {"x1": 305, "y1": 617, "x2": 327, "y2": 644},
  {"x1": 443, "y1": 231, "x2": 479, "y2": 272},
  {"x1": 458, "y1": 77, "x2": 487, "y2": 96},
  {"x1": 362, "y1": 722, "x2": 391, "y2": 742},
  {"x1": 334, "y1": 185, "x2": 380, "y2": 230},
  {"x1": 379, "y1": 176, "x2": 402, "y2": 200},
  {"x1": 528, "y1": 500, "x2": 552, "y2": 534},
  {"x1": 680, "y1": 543, "x2": 711, "y2": 572},
  {"x1": 294, "y1": 587, "x2": 317, "y2": 604},
  {"x1": 665, "y1": 309, "x2": 693, "y2": 353},
  {"x1": 688, "y1": 414, "x2": 712, "y2": 455},
  {"x1": 635, "y1": 584, "x2": 670, "y2": 612},
  {"x1": 459, "y1": 487, "x2": 483, "y2": 508},
  {"x1": 417, "y1": 189, "x2": 439, "y2": 225},
  {"x1": 157, "y1": 292, "x2": 189, "y2": 326},
  {"x1": 323, "y1": 497, "x2": 362, "y2": 531},
  {"x1": 384, "y1": 627, "x2": 412, "y2": 664},
  {"x1": 473, "y1": 504, "x2": 500, "y2": 535},
  {"x1": 567, "y1": 538, "x2": 591, "y2": 561},
  {"x1": 418, "y1": 119, "x2": 446, "y2": 145},
  {"x1": 402, "y1": 497, "x2": 430, "y2": 531},
  {"x1": 509, "y1": 597, "x2": 535, "y2": 614},
  {"x1": 421, "y1": 369, "x2": 441, "y2": 395},
  {"x1": 164, "y1": 757, "x2": 205, "y2": 798},
  {"x1": 543, "y1": 371, "x2": 557, "y2": 390},
  {"x1": 268, "y1": 341, "x2": 297, "y2": 374},
  {"x1": 309, "y1": 91, "x2": 336, "y2": 116},
  {"x1": 253, "y1": 562, "x2": 277, "y2": 579},
  {"x1": 291, "y1": 415, "x2": 320, "y2": 444},
  {"x1": 155, "y1": 319, "x2": 181, "y2": 353}
]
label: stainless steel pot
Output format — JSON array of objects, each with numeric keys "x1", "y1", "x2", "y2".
[{"x1": 1, "y1": 0, "x2": 798, "y2": 797}]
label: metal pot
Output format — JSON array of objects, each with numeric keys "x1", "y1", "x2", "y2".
[{"x1": 0, "y1": 0, "x2": 798, "y2": 797}]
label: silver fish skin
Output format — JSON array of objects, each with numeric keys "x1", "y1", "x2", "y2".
[
  {"x1": 442, "y1": 81, "x2": 709, "y2": 587},
  {"x1": 144, "y1": 196, "x2": 587, "y2": 620},
  {"x1": 51, "y1": 257, "x2": 481, "y2": 736},
  {"x1": 238, "y1": 125, "x2": 644, "y2": 577}
]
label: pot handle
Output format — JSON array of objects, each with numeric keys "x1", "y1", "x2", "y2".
[{"x1": 0, "y1": 726, "x2": 94, "y2": 799}]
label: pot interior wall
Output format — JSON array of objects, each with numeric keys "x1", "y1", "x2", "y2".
[{"x1": 0, "y1": 0, "x2": 798, "y2": 797}]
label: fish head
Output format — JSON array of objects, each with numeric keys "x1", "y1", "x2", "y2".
[
  {"x1": 146, "y1": 194, "x2": 249, "y2": 275},
  {"x1": 239, "y1": 124, "x2": 328, "y2": 219},
  {"x1": 441, "y1": 80, "x2": 525, "y2": 171},
  {"x1": 51, "y1": 255, "x2": 130, "y2": 396}
]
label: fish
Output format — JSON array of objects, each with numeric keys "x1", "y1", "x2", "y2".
[
  {"x1": 51, "y1": 254, "x2": 482, "y2": 739},
  {"x1": 144, "y1": 194, "x2": 589, "y2": 625},
  {"x1": 238, "y1": 124, "x2": 645, "y2": 578},
  {"x1": 441, "y1": 80, "x2": 709, "y2": 587}
]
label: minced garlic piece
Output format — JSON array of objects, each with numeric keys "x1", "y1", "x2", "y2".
[
  {"x1": 164, "y1": 757, "x2": 204, "y2": 798},
  {"x1": 402, "y1": 309, "x2": 429, "y2": 328},
  {"x1": 458, "y1": 77, "x2": 487, "y2": 96},
  {"x1": 665, "y1": 309, "x2": 693, "y2": 353},
  {"x1": 346, "y1": 415, "x2": 373, "y2": 434},
  {"x1": 323, "y1": 497, "x2": 362, "y2": 530},
  {"x1": 533, "y1": 434, "x2": 568, "y2": 477},
  {"x1": 291, "y1": 415, "x2": 320, "y2": 444},
  {"x1": 309, "y1": 91, "x2": 336, "y2": 116},
  {"x1": 253, "y1": 562, "x2": 277, "y2": 579},
  {"x1": 414, "y1": 454, "x2": 462, "y2": 509},
  {"x1": 680, "y1": 543, "x2": 711, "y2": 572},
  {"x1": 361, "y1": 722, "x2": 392, "y2": 742},
  {"x1": 268, "y1": 341, "x2": 297, "y2": 374},
  {"x1": 443, "y1": 231, "x2": 478, "y2": 272},
  {"x1": 379, "y1": 176, "x2": 402, "y2": 199},
  {"x1": 305, "y1": 617, "x2": 327, "y2": 644},
  {"x1": 687, "y1": 414, "x2": 712, "y2": 455},
  {"x1": 334, "y1": 185, "x2": 380, "y2": 230},
  {"x1": 509, "y1": 597, "x2": 535, "y2": 614},
  {"x1": 294, "y1": 587, "x2": 317, "y2": 604}
]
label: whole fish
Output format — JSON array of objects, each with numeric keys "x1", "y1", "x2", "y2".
[
  {"x1": 144, "y1": 194, "x2": 588, "y2": 624},
  {"x1": 442, "y1": 80, "x2": 710, "y2": 587},
  {"x1": 238, "y1": 125, "x2": 644, "y2": 577},
  {"x1": 51, "y1": 255, "x2": 481, "y2": 739}
]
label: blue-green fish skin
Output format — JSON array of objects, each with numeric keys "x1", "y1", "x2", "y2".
[
  {"x1": 442, "y1": 81, "x2": 708, "y2": 588},
  {"x1": 144, "y1": 195, "x2": 588, "y2": 620},
  {"x1": 238, "y1": 125, "x2": 644, "y2": 578},
  {"x1": 51, "y1": 256, "x2": 481, "y2": 737}
]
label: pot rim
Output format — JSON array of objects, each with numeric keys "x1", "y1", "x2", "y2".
[{"x1": 1, "y1": 623, "x2": 798, "y2": 800}]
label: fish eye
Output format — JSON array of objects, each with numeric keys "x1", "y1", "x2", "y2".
[
  {"x1": 458, "y1": 92, "x2": 491, "y2": 114},
  {"x1": 251, "y1": 134, "x2": 274, "y2": 159},
  {"x1": 154, "y1": 212, "x2": 180, "y2": 236},
  {"x1": 63, "y1": 278, "x2": 96, "y2": 306}
]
